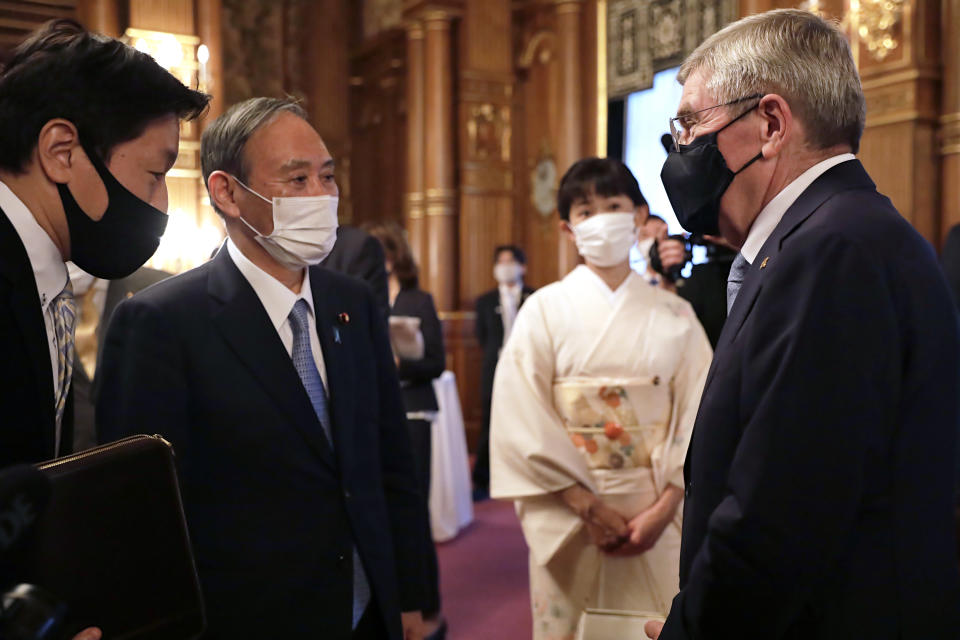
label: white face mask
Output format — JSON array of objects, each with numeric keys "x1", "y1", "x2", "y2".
[
  {"x1": 233, "y1": 176, "x2": 339, "y2": 270},
  {"x1": 571, "y1": 212, "x2": 636, "y2": 267},
  {"x1": 494, "y1": 262, "x2": 523, "y2": 285}
]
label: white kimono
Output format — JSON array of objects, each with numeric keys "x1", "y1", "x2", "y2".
[{"x1": 490, "y1": 266, "x2": 712, "y2": 639}]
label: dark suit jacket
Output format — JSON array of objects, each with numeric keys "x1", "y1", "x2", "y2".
[
  {"x1": 392, "y1": 288, "x2": 445, "y2": 413},
  {"x1": 0, "y1": 208, "x2": 70, "y2": 467},
  {"x1": 322, "y1": 225, "x2": 389, "y2": 319},
  {"x1": 475, "y1": 286, "x2": 535, "y2": 412},
  {"x1": 942, "y1": 223, "x2": 960, "y2": 312},
  {"x1": 71, "y1": 267, "x2": 169, "y2": 451},
  {"x1": 97, "y1": 249, "x2": 424, "y2": 639},
  {"x1": 660, "y1": 160, "x2": 960, "y2": 640}
]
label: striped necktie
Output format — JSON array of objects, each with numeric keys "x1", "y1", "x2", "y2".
[
  {"x1": 726, "y1": 253, "x2": 751, "y2": 314},
  {"x1": 52, "y1": 280, "x2": 78, "y2": 438},
  {"x1": 288, "y1": 299, "x2": 371, "y2": 628}
]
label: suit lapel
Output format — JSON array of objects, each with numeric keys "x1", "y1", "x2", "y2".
[
  {"x1": 704, "y1": 159, "x2": 876, "y2": 392},
  {"x1": 207, "y1": 250, "x2": 337, "y2": 471},
  {"x1": 0, "y1": 209, "x2": 56, "y2": 455},
  {"x1": 310, "y1": 267, "x2": 357, "y2": 477}
]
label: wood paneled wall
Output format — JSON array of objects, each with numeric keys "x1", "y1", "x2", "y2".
[
  {"x1": 511, "y1": 0, "x2": 602, "y2": 290},
  {"x1": 349, "y1": 29, "x2": 407, "y2": 227}
]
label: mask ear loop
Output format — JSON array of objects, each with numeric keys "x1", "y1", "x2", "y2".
[
  {"x1": 228, "y1": 174, "x2": 275, "y2": 238},
  {"x1": 733, "y1": 150, "x2": 764, "y2": 175}
]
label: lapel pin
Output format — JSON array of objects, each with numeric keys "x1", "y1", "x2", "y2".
[
  {"x1": 337, "y1": 312, "x2": 350, "y2": 325},
  {"x1": 760, "y1": 256, "x2": 770, "y2": 269}
]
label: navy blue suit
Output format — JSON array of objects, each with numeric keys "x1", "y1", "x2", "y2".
[
  {"x1": 660, "y1": 160, "x2": 960, "y2": 639},
  {"x1": 97, "y1": 249, "x2": 423, "y2": 639}
]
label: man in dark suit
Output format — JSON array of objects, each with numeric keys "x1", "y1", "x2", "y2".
[
  {"x1": 322, "y1": 225, "x2": 390, "y2": 318},
  {"x1": 98, "y1": 97, "x2": 425, "y2": 640},
  {"x1": 648, "y1": 10, "x2": 960, "y2": 640},
  {"x1": 472, "y1": 245, "x2": 534, "y2": 498},
  {"x1": 69, "y1": 264, "x2": 169, "y2": 451},
  {"x1": 0, "y1": 19, "x2": 208, "y2": 471}
]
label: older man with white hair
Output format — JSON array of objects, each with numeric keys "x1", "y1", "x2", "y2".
[{"x1": 646, "y1": 9, "x2": 960, "y2": 640}]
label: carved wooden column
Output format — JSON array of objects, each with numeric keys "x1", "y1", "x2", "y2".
[
  {"x1": 421, "y1": 8, "x2": 459, "y2": 311},
  {"x1": 196, "y1": 0, "x2": 224, "y2": 123},
  {"x1": 555, "y1": 0, "x2": 584, "y2": 277},
  {"x1": 940, "y1": 0, "x2": 960, "y2": 241},
  {"x1": 458, "y1": 0, "x2": 514, "y2": 308},
  {"x1": 78, "y1": 0, "x2": 121, "y2": 36},
  {"x1": 857, "y1": 0, "x2": 941, "y2": 245},
  {"x1": 405, "y1": 20, "x2": 428, "y2": 274}
]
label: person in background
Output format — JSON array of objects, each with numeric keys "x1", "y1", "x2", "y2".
[
  {"x1": 648, "y1": 10, "x2": 960, "y2": 639},
  {"x1": 631, "y1": 214, "x2": 672, "y2": 288},
  {"x1": 472, "y1": 245, "x2": 535, "y2": 501},
  {"x1": 322, "y1": 225, "x2": 389, "y2": 318},
  {"x1": 490, "y1": 157, "x2": 712, "y2": 639},
  {"x1": 98, "y1": 97, "x2": 425, "y2": 640},
  {"x1": 366, "y1": 221, "x2": 447, "y2": 640},
  {"x1": 68, "y1": 263, "x2": 169, "y2": 450}
]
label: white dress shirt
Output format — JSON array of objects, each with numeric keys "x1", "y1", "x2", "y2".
[
  {"x1": 227, "y1": 239, "x2": 328, "y2": 393},
  {"x1": 739, "y1": 153, "x2": 856, "y2": 264},
  {"x1": 0, "y1": 180, "x2": 69, "y2": 452},
  {"x1": 499, "y1": 282, "x2": 522, "y2": 347}
]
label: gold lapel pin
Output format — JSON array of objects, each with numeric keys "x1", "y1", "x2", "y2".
[{"x1": 760, "y1": 257, "x2": 770, "y2": 269}]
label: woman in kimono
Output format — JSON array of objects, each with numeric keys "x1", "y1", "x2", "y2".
[{"x1": 490, "y1": 158, "x2": 712, "y2": 639}]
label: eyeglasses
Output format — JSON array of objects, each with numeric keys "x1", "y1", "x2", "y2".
[{"x1": 668, "y1": 94, "x2": 763, "y2": 150}]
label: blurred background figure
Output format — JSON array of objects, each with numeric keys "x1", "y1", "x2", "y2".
[
  {"x1": 367, "y1": 221, "x2": 448, "y2": 640},
  {"x1": 322, "y1": 224, "x2": 390, "y2": 318},
  {"x1": 472, "y1": 245, "x2": 535, "y2": 501},
  {"x1": 68, "y1": 263, "x2": 168, "y2": 450}
]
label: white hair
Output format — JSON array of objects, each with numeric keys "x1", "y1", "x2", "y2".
[{"x1": 678, "y1": 9, "x2": 866, "y2": 152}]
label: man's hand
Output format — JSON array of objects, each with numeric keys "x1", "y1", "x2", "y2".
[
  {"x1": 644, "y1": 619, "x2": 664, "y2": 639},
  {"x1": 658, "y1": 238, "x2": 687, "y2": 273},
  {"x1": 558, "y1": 485, "x2": 629, "y2": 551},
  {"x1": 401, "y1": 610, "x2": 424, "y2": 640},
  {"x1": 72, "y1": 629, "x2": 102, "y2": 640}
]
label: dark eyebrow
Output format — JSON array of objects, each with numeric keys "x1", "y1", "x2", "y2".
[
  {"x1": 675, "y1": 103, "x2": 695, "y2": 119},
  {"x1": 279, "y1": 158, "x2": 337, "y2": 173}
]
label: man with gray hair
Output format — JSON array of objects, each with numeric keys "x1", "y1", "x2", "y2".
[
  {"x1": 97, "y1": 97, "x2": 427, "y2": 639},
  {"x1": 648, "y1": 9, "x2": 960, "y2": 639}
]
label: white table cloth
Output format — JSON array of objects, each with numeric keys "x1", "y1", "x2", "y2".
[{"x1": 429, "y1": 371, "x2": 474, "y2": 542}]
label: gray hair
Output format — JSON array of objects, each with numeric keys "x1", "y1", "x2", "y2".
[
  {"x1": 678, "y1": 9, "x2": 866, "y2": 153},
  {"x1": 200, "y1": 97, "x2": 307, "y2": 212}
]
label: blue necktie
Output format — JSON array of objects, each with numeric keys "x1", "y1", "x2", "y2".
[
  {"x1": 726, "y1": 253, "x2": 751, "y2": 314},
  {"x1": 288, "y1": 299, "x2": 371, "y2": 627}
]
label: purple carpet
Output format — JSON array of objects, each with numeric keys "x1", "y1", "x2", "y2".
[{"x1": 436, "y1": 499, "x2": 532, "y2": 639}]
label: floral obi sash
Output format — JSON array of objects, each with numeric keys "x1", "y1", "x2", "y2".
[{"x1": 553, "y1": 377, "x2": 670, "y2": 471}]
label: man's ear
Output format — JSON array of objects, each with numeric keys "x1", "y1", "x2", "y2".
[
  {"x1": 207, "y1": 170, "x2": 242, "y2": 219},
  {"x1": 36, "y1": 119, "x2": 81, "y2": 184},
  {"x1": 758, "y1": 94, "x2": 792, "y2": 160},
  {"x1": 558, "y1": 219, "x2": 575, "y2": 242}
]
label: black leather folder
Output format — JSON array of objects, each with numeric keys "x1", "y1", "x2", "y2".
[{"x1": 24, "y1": 434, "x2": 205, "y2": 639}]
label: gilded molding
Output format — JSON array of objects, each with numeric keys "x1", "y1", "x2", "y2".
[{"x1": 940, "y1": 113, "x2": 960, "y2": 155}]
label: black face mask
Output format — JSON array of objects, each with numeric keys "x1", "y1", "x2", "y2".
[
  {"x1": 660, "y1": 106, "x2": 763, "y2": 236},
  {"x1": 56, "y1": 145, "x2": 168, "y2": 279}
]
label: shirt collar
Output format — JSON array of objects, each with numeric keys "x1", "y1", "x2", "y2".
[
  {"x1": 739, "y1": 153, "x2": 855, "y2": 264},
  {"x1": 499, "y1": 282, "x2": 521, "y2": 297},
  {"x1": 226, "y1": 238, "x2": 315, "y2": 331},
  {"x1": 0, "y1": 180, "x2": 68, "y2": 310}
]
